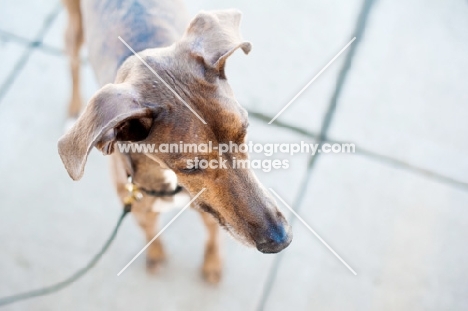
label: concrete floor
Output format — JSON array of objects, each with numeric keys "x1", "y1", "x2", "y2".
[{"x1": 1, "y1": 0, "x2": 468, "y2": 310}]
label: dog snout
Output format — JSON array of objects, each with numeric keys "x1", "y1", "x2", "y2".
[{"x1": 254, "y1": 216, "x2": 293, "y2": 254}]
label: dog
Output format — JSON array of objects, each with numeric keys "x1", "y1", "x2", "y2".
[{"x1": 58, "y1": 0, "x2": 292, "y2": 283}]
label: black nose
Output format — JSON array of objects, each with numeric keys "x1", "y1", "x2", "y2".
[{"x1": 255, "y1": 223, "x2": 293, "y2": 254}]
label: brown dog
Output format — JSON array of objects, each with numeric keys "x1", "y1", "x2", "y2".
[{"x1": 58, "y1": 0, "x2": 292, "y2": 283}]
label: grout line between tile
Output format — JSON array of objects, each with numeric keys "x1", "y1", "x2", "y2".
[
  {"x1": 249, "y1": 110, "x2": 319, "y2": 139},
  {"x1": 247, "y1": 110, "x2": 468, "y2": 191},
  {"x1": 0, "y1": 4, "x2": 62, "y2": 104},
  {"x1": 318, "y1": 0, "x2": 375, "y2": 141},
  {"x1": 0, "y1": 29, "x2": 64, "y2": 56},
  {"x1": 255, "y1": 0, "x2": 376, "y2": 309},
  {"x1": 255, "y1": 153, "x2": 320, "y2": 311},
  {"x1": 354, "y1": 145, "x2": 468, "y2": 190}
]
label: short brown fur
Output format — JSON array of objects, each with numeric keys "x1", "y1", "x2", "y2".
[{"x1": 59, "y1": 0, "x2": 292, "y2": 283}]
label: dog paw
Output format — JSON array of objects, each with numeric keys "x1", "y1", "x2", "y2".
[
  {"x1": 146, "y1": 257, "x2": 164, "y2": 274},
  {"x1": 146, "y1": 243, "x2": 166, "y2": 274},
  {"x1": 202, "y1": 266, "x2": 222, "y2": 284},
  {"x1": 202, "y1": 252, "x2": 222, "y2": 284}
]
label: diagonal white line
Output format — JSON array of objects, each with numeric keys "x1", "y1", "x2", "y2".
[
  {"x1": 117, "y1": 188, "x2": 206, "y2": 276},
  {"x1": 118, "y1": 36, "x2": 207, "y2": 125},
  {"x1": 268, "y1": 37, "x2": 356, "y2": 124},
  {"x1": 268, "y1": 188, "x2": 357, "y2": 275}
]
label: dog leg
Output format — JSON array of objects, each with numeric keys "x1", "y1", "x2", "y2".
[
  {"x1": 132, "y1": 202, "x2": 166, "y2": 274},
  {"x1": 109, "y1": 155, "x2": 166, "y2": 273},
  {"x1": 63, "y1": 0, "x2": 83, "y2": 119},
  {"x1": 199, "y1": 211, "x2": 222, "y2": 284}
]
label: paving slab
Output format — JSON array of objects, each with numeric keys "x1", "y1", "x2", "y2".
[
  {"x1": 264, "y1": 153, "x2": 468, "y2": 311},
  {"x1": 328, "y1": 0, "x2": 468, "y2": 183},
  {"x1": 0, "y1": 39, "x2": 27, "y2": 87},
  {"x1": 0, "y1": 0, "x2": 58, "y2": 41},
  {"x1": 0, "y1": 49, "x2": 312, "y2": 310}
]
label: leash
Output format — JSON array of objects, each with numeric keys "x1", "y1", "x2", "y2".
[
  {"x1": 0, "y1": 177, "x2": 182, "y2": 307},
  {"x1": 0, "y1": 207, "x2": 130, "y2": 307}
]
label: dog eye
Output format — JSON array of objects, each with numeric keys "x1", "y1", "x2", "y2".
[{"x1": 181, "y1": 167, "x2": 201, "y2": 174}]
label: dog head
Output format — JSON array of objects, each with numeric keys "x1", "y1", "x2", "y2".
[{"x1": 58, "y1": 9, "x2": 292, "y2": 253}]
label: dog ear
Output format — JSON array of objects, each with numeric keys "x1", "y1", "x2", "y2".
[
  {"x1": 58, "y1": 83, "x2": 155, "y2": 180},
  {"x1": 183, "y1": 9, "x2": 252, "y2": 72}
]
